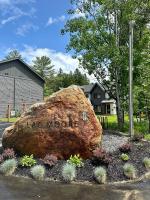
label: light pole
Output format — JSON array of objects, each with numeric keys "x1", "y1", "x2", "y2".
[{"x1": 129, "y1": 20, "x2": 135, "y2": 137}]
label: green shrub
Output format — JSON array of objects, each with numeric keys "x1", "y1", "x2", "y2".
[
  {"x1": 144, "y1": 134, "x2": 150, "y2": 141},
  {"x1": 143, "y1": 157, "x2": 150, "y2": 169},
  {"x1": 31, "y1": 165, "x2": 45, "y2": 181},
  {"x1": 120, "y1": 153, "x2": 129, "y2": 161},
  {"x1": 123, "y1": 163, "x2": 136, "y2": 179},
  {"x1": 0, "y1": 159, "x2": 17, "y2": 176},
  {"x1": 20, "y1": 155, "x2": 36, "y2": 167},
  {"x1": 67, "y1": 154, "x2": 84, "y2": 167},
  {"x1": 94, "y1": 167, "x2": 107, "y2": 184},
  {"x1": 62, "y1": 163, "x2": 76, "y2": 182}
]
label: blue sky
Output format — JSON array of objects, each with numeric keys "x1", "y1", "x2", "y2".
[{"x1": 0, "y1": 0, "x2": 83, "y2": 73}]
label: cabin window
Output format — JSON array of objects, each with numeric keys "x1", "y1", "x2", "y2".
[{"x1": 94, "y1": 93, "x2": 101, "y2": 99}]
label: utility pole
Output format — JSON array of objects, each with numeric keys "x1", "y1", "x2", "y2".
[{"x1": 129, "y1": 20, "x2": 135, "y2": 137}]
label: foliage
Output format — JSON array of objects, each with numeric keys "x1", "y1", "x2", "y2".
[
  {"x1": 143, "y1": 157, "x2": 150, "y2": 169},
  {"x1": 4, "y1": 49, "x2": 22, "y2": 60},
  {"x1": 41, "y1": 154, "x2": 58, "y2": 167},
  {"x1": 92, "y1": 148, "x2": 112, "y2": 165},
  {"x1": 20, "y1": 155, "x2": 36, "y2": 167},
  {"x1": 2, "y1": 148, "x2": 16, "y2": 160},
  {"x1": 94, "y1": 167, "x2": 107, "y2": 184},
  {"x1": 62, "y1": 163, "x2": 76, "y2": 182},
  {"x1": 67, "y1": 154, "x2": 84, "y2": 167},
  {"x1": 51, "y1": 68, "x2": 89, "y2": 93},
  {"x1": 119, "y1": 143, "x2": 132, "y2": 153},
  {"x1": 0, "y1": 159, "x2": 17, "y2": 176},
  {"x1": 132, "y1": 134, "x2": 144, "y2": 142},
  {"x1": 31, "y1": 165, "x2": 45, "y2": 181},
  {"x1": 144, "y1": 134, "x2": 150, "y2": 141},
  {"x1": 63, "y1": 0, "x2": 150, "y2": 129},
  {"x1": 123, "y1": 163, "x2": 136, "y2": 179},
  {"x1": 120, "y1": 154, "x2": 129, "y2": 161},
  {"x1": 32, "y1": 56, "x2": 55, "y2": 79}
]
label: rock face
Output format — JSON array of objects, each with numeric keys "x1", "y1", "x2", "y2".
[{"x1": 2, "y1": 85, "x2": 102, "y2": 159}]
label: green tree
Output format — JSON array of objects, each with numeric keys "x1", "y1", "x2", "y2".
[
  {"x1": 32, "y1": 56, "x2": 55, "y2": 79},
  {"x1": 62, "y1": 0, "x2": 150, "y2": 129},
  {"x1": 5, "y1": 50, "x2": 22, "y2": 60},
  {"x1": 52, "y1": 68, "x2": 89, "y2": 92},
  {"x1": 32, "y1": 56, "x2": 55, "y2": 97}
]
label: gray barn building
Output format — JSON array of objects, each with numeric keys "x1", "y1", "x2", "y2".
[{"x1": 0, "y1": 58, "x2": 45, "y2": 118}]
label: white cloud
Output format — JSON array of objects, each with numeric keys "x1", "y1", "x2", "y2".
[
  {"x1": 46, "y1": 15, "x2": 66, "y2": 26},
  {"x1": 0, "y1": 45, "x2": 96, "y2": 82},
  {"x1": 1, "y1": 15, "x2": 20, "y2": 25},
  {"x1": 16, "y1": 23, "x2": 39, "y2": 36},
  {"x1": 0, "y1": 0, "x2": 36, "y2": 26},
  {"x1": 20, "y1": 45, "x2": 79, "y2": 73},
  {"x1": 19, "y1": 45, "x2": 96, "y2": 82}
]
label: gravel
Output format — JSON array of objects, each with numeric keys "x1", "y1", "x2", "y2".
[{"x1": 102, "y1": 134, "x2": 129, "y2": 153}]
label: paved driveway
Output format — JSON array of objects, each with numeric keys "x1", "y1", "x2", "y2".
[
  {"x1": 0, "y1": 175, "x2": 149, "y2": 200},
  {"x1": 0, "y1": 122, "x2": 12, "y2": 138}
]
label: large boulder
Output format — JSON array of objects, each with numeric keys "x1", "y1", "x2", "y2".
[{"x1": 2, "y1": 85, "x2": 102, "y2": 159}]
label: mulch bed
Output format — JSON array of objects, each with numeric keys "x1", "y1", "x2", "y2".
[{"x1": 11, "y1": 140, "x2": 150, "y2": 183}]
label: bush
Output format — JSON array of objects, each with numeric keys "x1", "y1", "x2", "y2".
[
  {"x1": 31, "y1": 165, "x2": 45, "y2": 181},
  {"x1": 120, "y1": 153, "x2": 129, "y2": 161},
  {"x1": 144, "y1": 134, "x2": 150, "y2": 141},
  {"x1": 67, "y1": 154, "x2": 84, "y2": 167},
  {"x1": 2, "y1": 148, "x2": 15, "y2": 160},
  {"x1": 0, "y1": 159, "x2": 17, "y2": 176},
  {"x1": 20, "y1": 155, "x2": 36, "y2": 167},
  {"x1": 119, "y1": 143, "x2": 132, "y2": 153},
  {"x1": 41, "y1": 154, "x2": 57, "y2": 167},
  {"x1": 143, "y1": 157, "x2": 150, "y2": 169},
  {"x1": 92, "y1": 148, "x2": 112, "y2": 166},
  {"x1": 94, "y1": 167, "x2": 107, "y2": 184},
  {"x1": 123, "y1": 163, "x2": 136, "y2": 179},
  {"x1": 62, "y1": 163, "x2": 76, "y2": 182},
  {"x1": 132, "y1": 134, "x2": 143, "y2": 142}
]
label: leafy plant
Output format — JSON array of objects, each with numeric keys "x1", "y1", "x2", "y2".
[
  {"x1": 41, "y1": 154, "x2": 57, "y2": 167},
  {"x1": 144, "y1": 134, "x2": 150, "y2": 141},
  {"x1": 132, "y1": 134, "x2": 143, "y2": 142},
  {"x1": 20, "y1": 155, "x2": 36, "y2": 167},
  {"x1": 31, "y1": 165, "x2": 45, "y2": 181},
  {"x1": 120, "y1": 153, "x2": 129, "y2": 161},
  {"x1": 143, "y1": 157, "x2": 150, "y2": 169},
  {"x1": 62, "y1": 163, "x2": 76, "y2": 182},
  {"x1": 119, "y1": 143, "x2": 132, "y2": 153},
  {"x1": 123, "y1": 163, "x2": 136, "y2": 179},
  {"x1": 94, "y1": 167, "x2": 107, "y2": 184},
  {"x1": 0, "y1": 159, "x2": 17, "y2": 176},
  {"x1": 2, "y1": 148, "x2": 16, "y2": 160},
  {"x1": 92, "y1": 148, "x2": 112, "y2": 166},
  {"x1": 67, "y1": 154, "x2": 84, "y2": 167}
]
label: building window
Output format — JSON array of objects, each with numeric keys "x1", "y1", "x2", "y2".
[
  {"x1": 5, "y1": 73, "x2": 8, "y2": 76},
  {"x1": 94, "y1": 93, "x2": 101, "y2": 99},
  {"x1": 85, "y1": 93, "x2": 89, "y2": 98}
]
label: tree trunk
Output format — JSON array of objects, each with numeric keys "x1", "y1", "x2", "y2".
[
  {"x1": 116, "y1": 98, "x2": 124, "y2": 130},
  {"x1": 148, "y1": 110, "x2": 150, "y2": 133}
]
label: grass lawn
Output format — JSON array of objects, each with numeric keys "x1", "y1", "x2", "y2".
[
  {"x1": 0, "y1": 118, "x2": 19, "y2": 123},
  {"x1": 97, "y1": 115, "x2": 149, "y2": 134}
]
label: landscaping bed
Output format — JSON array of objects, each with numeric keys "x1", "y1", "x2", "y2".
[{"x1": 0, "y1": 135, "x2": 150, "y2": 184}]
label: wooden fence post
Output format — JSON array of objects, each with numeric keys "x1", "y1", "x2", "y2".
[{"x1": 7, "y1": 104, "x2": 10, "y2": 122}]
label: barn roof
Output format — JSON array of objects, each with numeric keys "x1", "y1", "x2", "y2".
[{"x1": 0, "y1": 58, "x2": 45, "y2": 83}]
